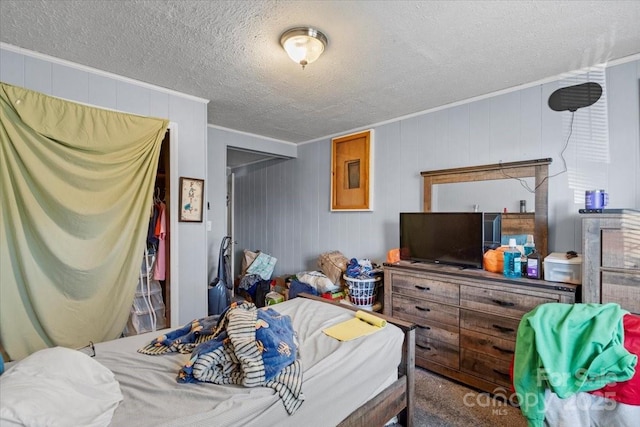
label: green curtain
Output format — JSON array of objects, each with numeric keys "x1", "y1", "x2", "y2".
[{"x1": 0, "y1": 82, "x2": 169, "y2": 360}]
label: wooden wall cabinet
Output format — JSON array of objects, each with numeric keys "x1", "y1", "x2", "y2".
[
  {"x1": 383, "y1": 262, "x2": 578, "y2": 394},
  {"x1": 581, "y1": 210, "x2": 640, "y2": 314}
]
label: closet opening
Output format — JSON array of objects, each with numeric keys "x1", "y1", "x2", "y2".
[
  {"x1": 156, "y1": 130, "x2": 171, "y2": 325},
  {"x1": 123, "y1": 130, "x2": 172, "y2": 336}
]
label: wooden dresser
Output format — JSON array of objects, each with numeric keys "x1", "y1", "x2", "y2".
[
  {"x1": 581, "y1": 210, "x2": 640, "y2": 314},
  {"x1": 383, "y1": 261, "x2": 578, "y2": 394}
]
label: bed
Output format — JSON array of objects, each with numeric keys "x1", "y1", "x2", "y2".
[{"x1": 0, "y1": 294, "x2": 415, "y2": 427}]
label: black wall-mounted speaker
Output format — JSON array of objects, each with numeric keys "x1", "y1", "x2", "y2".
[{"x1": 548, "y1": 82, "x2": 602, "y2": 112}]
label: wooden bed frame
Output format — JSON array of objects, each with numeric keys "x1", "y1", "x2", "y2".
[
  {"x1": 300, "y1": 293, "x2": 416, "y2": 427},
  {"x1": 2, "y1": 293, "x2": 416, "y2": 427}
]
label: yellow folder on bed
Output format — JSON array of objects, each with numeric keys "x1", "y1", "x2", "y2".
[{"x1": 323, "y1": 310, "x2": 387, "y2": 341}]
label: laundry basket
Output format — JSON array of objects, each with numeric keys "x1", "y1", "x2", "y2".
[{"x1": 344, "y1": 274, "x2": 381, "y2": 310}]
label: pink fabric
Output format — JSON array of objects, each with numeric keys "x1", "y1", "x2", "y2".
[
  {"x1": 153, "y1": 202, "x2": 166, "y2": 281},
  {"x1": 589, "y1": 313, "x2": 640, "y2": 405}
]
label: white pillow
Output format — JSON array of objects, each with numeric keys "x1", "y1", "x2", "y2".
[
  {"x1": 0, "y1": 346, "x2": 123, "y2": 427},
  {"x1": 297, "y1": 271, "x2": 340, "y2": 293}
]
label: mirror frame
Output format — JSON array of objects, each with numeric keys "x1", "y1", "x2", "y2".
[{"x1": 421, "y1": 158, "x2": 551, "y2": 257}]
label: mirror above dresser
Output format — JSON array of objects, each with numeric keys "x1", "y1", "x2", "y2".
[{"x1": 421, "y1": 158, "x2": 551, "y2": 257}]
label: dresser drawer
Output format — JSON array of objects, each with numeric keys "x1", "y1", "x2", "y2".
[
  {"x1": 392, "y1": 293, "x2": 459, "y2": 327},
  {"x1": 414, "y1": 320, "x2": 459, "y2": 347},
  {"x1": 416, "y1": 336, "x2": 459, "y2": 369},
  {"x1": 460, "y1": 349, "x2": 512, "y2": 389},
  {"x1": 602, "y1": 271, "x2": 640, "y2": 314},
  {"x1": 460, "y1": 309, "x2": 519, "y2": 341},
  {"x1": 460, "y1": 328, "x2": 515, "y2": 362},
  {"x1": 602, "y1": 229, "x2": 640, "y2": 269},
  {"x1": 460, "y1": 285, "x2": 555, "y2": 318},
  {"x1": 391, "y1": 272, "x2": 459, "y2": 305}
]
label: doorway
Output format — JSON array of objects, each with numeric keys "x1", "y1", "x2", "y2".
[{"x1": 227, "y1": 171, "x2": 235, "y2": 293}]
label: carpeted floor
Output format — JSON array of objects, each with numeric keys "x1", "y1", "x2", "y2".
[{"x1": 407, "y1": 367, "x2": 528, "y2": 427}]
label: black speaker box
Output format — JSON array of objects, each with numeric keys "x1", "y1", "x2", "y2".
[{"x1": 548, "y1": 82, "x2": 602, "y2": 112}]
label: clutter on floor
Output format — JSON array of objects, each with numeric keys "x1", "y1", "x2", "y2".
[{"x1": 234, "y1": 249, "x2": 384, "y2": 311}]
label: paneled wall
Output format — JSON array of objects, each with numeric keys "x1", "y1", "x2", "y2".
[
  {"x1": 1, "y1": 44, "x2": 211, "y2": 326},
  {"x1": 206, "y1": 125, "x2": 296, "y2": 281},
  {"x1": 233, "y1": 59, "x2": 640, "y2": 277}
]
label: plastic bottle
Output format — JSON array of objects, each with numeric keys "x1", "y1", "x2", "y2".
[
  {"x1": 503, "y1": 238, "x2": 522, "y2": 278},
  {"x1": 514, "y1": 251, "x2": 522, "y2": 278},
  {"x1": 526, "y1": 250, "x2": 542, "y2": 279},
  {"x1": 524, "y1": 235, "x2": 535, "y2": 256},
  {"x1": 521, "y1": 235, "x2": 534, "y2": 276}
]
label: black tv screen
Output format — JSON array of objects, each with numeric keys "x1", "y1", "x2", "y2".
[
  {"x1": 400, "y1": 212, "x2": 485, "y2": 269},
  {"x1": 483, "y1": 212, "x2": 502, "y2": 249}
]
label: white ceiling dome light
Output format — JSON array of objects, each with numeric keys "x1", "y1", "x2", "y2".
[{"x1": 280, "y1": 27, "x2": 328, "y2": 69}]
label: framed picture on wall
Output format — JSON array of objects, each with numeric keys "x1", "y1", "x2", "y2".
[
  {"x1": 178, "y1": 177, "x2": 204, "y2": 222},
  {"x1": 331, "y1": 130, "x2": 373, "y2": 211}
]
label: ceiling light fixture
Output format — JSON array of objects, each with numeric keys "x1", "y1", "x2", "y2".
[{"x1": 280, "y1": 27, "x2": 328, "y2": 69}]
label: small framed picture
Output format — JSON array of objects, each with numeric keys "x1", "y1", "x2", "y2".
[{"x1": 178, "y1": 177, "x2": 204, "y2": 222}]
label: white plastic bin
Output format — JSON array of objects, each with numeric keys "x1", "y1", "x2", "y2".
[
  {"x1": 543, "y1": 252, "x2": 582, "y2": 284},
  {"x1": 135, "y1": 279, "x2": 162, "y2": 296},
  {"x1": 131, "y1": 291, "x2": 165, "y2": 315},
  {"x1": 124, "y1": 307, "x2": 166, "y2": 336}
]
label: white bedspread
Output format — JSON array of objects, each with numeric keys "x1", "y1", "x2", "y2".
[{"x1": 96, "y1": 297, "x2": 404, "y2": 427}]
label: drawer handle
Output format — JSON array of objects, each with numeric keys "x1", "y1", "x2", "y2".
[
  {"x1": 415, "y1": 306, "x2": 431, "y2": 312},
  {"x1": 493, "y1": 369, "x2": 510, "y2": 379},
  {"x1": 417, "y1": 325, "x2": 431, "y2": 330},
  {"x1": 415, "y1": 285, "x2": 431, "y2": 292},
  {"x1": 491, "y1": 299, "x2": 515, "y2": 307},
  {"x1": 416, "y1": 343, "x2": 432, "y2": 351},
  {"x1": 492, "y1": 345, "x2": 515, "y2": 355},
  {"x1": 492, "y1": 324, "x2": 515, "y2": 333}
]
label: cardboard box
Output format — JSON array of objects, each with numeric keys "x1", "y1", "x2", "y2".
[{"x1": 543, "y1": 252, "x2": 582, "y2": 284}]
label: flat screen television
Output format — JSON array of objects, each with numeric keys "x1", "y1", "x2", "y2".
[
  {"x1": 399, "y1": 212, "x2": 485, "y2": 269},
  {"x1": 483, "y1": 212, "x2": 502, "y2": 250}
]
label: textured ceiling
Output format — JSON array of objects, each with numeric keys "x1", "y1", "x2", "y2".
[{"x1": 1, "y1": 0, "x2": 640, "y2": 144}]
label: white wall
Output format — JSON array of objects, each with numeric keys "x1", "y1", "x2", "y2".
[
  {"x1": 206, "y1": 125, "x2": 297, "y2": 280},
  {"x1": 233, "y1": 58, "x2": 640, "y2": 277},
  {"x1": 7, "y1": 39, "x2": 634, "y2": 312},
  {"x1": 1, "y1": 43, "x2": 210, "y2": 326}
]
